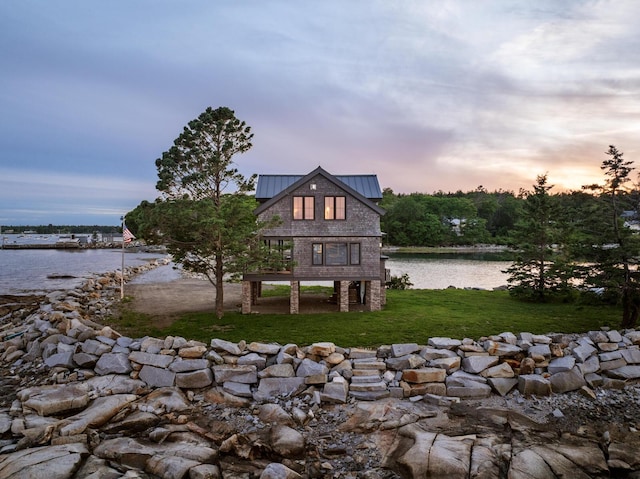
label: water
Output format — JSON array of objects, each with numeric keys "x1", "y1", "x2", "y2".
[
  {"x1": 0, "y1": 245, "x2": 171, "y2": 294},
  {"x1": 386, "y1": 252, "x2": 513, "y2": 290}
]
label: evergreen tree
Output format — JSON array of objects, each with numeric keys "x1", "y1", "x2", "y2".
[
  {"x1": 146, "y1": 106, "x2": 277, "y2": 318},
  {"x1": 580, "y1": 145, "x2": 640, "y2": 328},
  {"x1": 505, "y1": 174, "x2": 571, "y2": 300}
]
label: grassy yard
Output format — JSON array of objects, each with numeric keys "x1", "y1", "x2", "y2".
[{"x1": 112, "y1": 288, "x2": 622, "y2": 348}]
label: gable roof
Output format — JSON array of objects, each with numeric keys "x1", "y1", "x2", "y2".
[
  {"x1": 256, "y1": 169, "x2": 382, "y2": 201},
  {"x1": 254, "y1": 166, "x2": 385, "y2": 216}
]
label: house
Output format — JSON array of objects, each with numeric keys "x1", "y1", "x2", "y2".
[{"x1": 241, "y1": 166, "x2": 388, "y2": 314}]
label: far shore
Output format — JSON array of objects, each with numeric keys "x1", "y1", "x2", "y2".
[{"x1": 382, "y1": 244, "x2": 512, "y2": 254}]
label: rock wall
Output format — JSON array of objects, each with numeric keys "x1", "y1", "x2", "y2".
[{"x1": 1, "y1": 261, "x2": 640, "y2": 478}]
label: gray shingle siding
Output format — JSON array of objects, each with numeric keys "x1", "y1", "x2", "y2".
[
  {"x1": 257, "y1": 174, "x2": 382, "y2": 237},
  {"x1": 291, "y1": 236, "x2": 381, "y2": 280}
]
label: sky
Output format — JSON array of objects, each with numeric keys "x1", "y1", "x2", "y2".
[{"x1": 1, "y1": 1, "x2": 640, "y2": 226}]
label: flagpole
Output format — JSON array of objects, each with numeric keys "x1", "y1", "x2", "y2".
[{"x1": 120, "y1": 216, "x2": 125, "y2": 299}]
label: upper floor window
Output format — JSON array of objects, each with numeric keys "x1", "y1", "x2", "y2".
[
  {"x1": 324, "y1": 196, "x2": 346, "y2": 220},
  {"x1": 293, "y1": 196, "x2": 314, "y2": 220}
]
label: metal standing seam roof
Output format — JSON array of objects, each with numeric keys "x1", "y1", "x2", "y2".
[{"x1": 255, "y1": 174, "x2": 382, "y2": 200}]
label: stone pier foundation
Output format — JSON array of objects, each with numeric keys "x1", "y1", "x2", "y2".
[
  {"x1": 241, "y1": 281, "x2": 252, "y2": 314},
  {"x1": 339, "y1": 280, "x2": 350, "y2": 312},
  {"x1": 365, "y1": 280, "x2": 381, "y2": 311},
  {"x1": 290, "y1": 281, "x2": 300, "y2": 314}
]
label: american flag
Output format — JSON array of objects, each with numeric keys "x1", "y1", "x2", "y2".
[{"x1": 123, "y1": 224, "x2": 136, "y2": 244}]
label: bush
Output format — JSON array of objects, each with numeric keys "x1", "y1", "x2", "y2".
[{"x1": 387, "y1": 273, "x2": 413, "y2": 290}]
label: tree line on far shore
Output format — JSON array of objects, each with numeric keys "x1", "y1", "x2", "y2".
[{"x1": 1, "y1": 225, "x2": 122, "y2": 234}]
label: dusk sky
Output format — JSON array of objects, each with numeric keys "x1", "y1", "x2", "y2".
[{"x1": 2, "y1": 1, "x2": 640, "y2": 226}]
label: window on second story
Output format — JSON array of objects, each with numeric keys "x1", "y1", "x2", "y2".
[
  {"x1": 324, "y1": 196, "x2": 346, "y2": 220},
  {"x1": 293, "y1": 196, "x2": 314, "y2": 220}
]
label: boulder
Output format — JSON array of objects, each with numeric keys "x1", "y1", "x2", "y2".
[
  {"x1": 0, "y1": 443, "x2": 89, "y2": 479},
  {"x1": 260, "y1": 463, "x2": 302, "y2": 479},
  {"x1": 321, "y1": 378, "x2": 349, "y2": 404},
  {"x1": 604, "y1": 365, "x2": 640, "y2": 380},
  {"x1": 550, "y1": 367, "x2": 586, "y2": 394},
  {"x1": 254, "y1": 378, "x2": 306, "y2": 401},
  {"x1": 402, "y1": 368, "x2": 446, "y2": 384},
  {"x1": 518, "y1": 374, "x2": 552, "y2": 396},
  {"x1": 247, "y1": 342, "x2": 282, "y2": 355},
  {"x1": 19, "y1": 384, "x2": 89, "y2": 417},
  {"x1": 94, "y1": 353, "x2": 132, "y2": 375},
  {"x1": 308, "y1": 342, "x2": 335, "y2": 357},
  {"x1": 296, "y1": 358, "x2": 328, "y2": 377},
  {"x1": 548, "y1": 356, "x2": 576, "y2": 374},
  {"x1": 213, "y1": 364, "x2": 258, "y2": 384},
  {"x1": 58, "y1": 394, "x2": 137, "y2": 436},
  {"x1": 129, "y1": 351, "x2": 174, "y2": 368},
  {"x1": 461, "y1": 355, "x2": 499, "y2": 374},
  {"x1": 139, "y1": 365, "x2": 176, "y2": 388},
  {"x1": 391, "y1": 343, "x2": 420, "y2": 357},
  {"x1": 175, "y1": 368, "x2": 214, "y2": 389},
  {"x1": 481, "y1": 362, "x2": 515, "y2": 378},
  {"x1": 428, "y1": 337, "x2": 462, "y2": 350},
  {"x1": 483, "y1": 340, "x2": 522, "y2": 357},
  {"x1": 270, "y1": 425, "x2": 304, "y2": 458},
  {"x1": 210, "y1": 338, "x2": 243, "y2": 355}
]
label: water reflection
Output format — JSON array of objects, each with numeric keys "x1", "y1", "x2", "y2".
[{"x1": 387, "y1": 253, "x2": 513, "y2": 290}]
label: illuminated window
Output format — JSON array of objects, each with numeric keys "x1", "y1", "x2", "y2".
[
  {"x1": 324, "y1": 196, "x2": 346, "y2": 220},
  {"x1": 293, "y1": 196, "x2": 314, "y2": 220}
]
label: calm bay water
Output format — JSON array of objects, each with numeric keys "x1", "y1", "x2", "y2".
[
  {"x1": 0, "y1": 247, "x2": 171, "y2": 294},
  {"x1": 386, "y1": 253, "x2": 513, "y2": 290}
]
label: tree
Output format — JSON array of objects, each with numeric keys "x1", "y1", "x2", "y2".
[
  {"x1": 581, "y1": 145, "x2": 640, "y2": 328},
  {"x1": 505, "y1": 174, "x2": 571, "y2": 300},
  {"x1": 150, "y1": 106, "x2": 268, "y2": 318}
]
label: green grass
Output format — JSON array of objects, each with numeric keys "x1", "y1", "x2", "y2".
[{"x1": 112, "y1": 289, "x2": 622, "y2": 348}]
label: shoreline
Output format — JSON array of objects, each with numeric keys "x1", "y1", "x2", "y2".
[{"x1": 382, "y1": 244, "x2": 512, "y2": 254}]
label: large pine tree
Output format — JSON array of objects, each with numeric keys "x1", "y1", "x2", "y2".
[{"x1": 147, "y1": 107, "x2": 273, "y2": 318}]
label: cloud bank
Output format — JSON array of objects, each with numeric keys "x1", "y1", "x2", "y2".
[{"x1": 1, "y1": 0, "x2": 639, "y2": 224}]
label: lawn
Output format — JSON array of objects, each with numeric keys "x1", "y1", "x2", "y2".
[{"x1": 113, "y1": 288, "x2": 622, "y2": 348}]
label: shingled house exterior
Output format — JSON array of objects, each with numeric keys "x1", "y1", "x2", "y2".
[{"x1": 241, "y1": 166, "x2": 388, "y2": 314}]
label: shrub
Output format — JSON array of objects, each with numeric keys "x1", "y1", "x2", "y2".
[{"x1": 387, "y1": 273, "x2": 413, "y2": 290}]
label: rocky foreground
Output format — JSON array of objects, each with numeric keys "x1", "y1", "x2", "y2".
[{"x1": 1, "y1": 262, "x2": 640, "y2": 478}]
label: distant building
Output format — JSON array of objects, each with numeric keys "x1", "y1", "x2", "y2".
[{"x1": 242, "y1": 166, "x2": 388, "y2": 313}]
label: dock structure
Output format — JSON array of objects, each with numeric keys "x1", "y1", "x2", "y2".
[{"x1": 1, "y1": 242, "x2": 81, "y2": 250}]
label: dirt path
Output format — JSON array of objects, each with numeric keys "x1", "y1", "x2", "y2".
[
  {"x1": 124, "y1": 277, "x2": 346, "y2": 326},
  {"x1": 125, "y1": 278, "x2": 243, "y2": 328}
]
